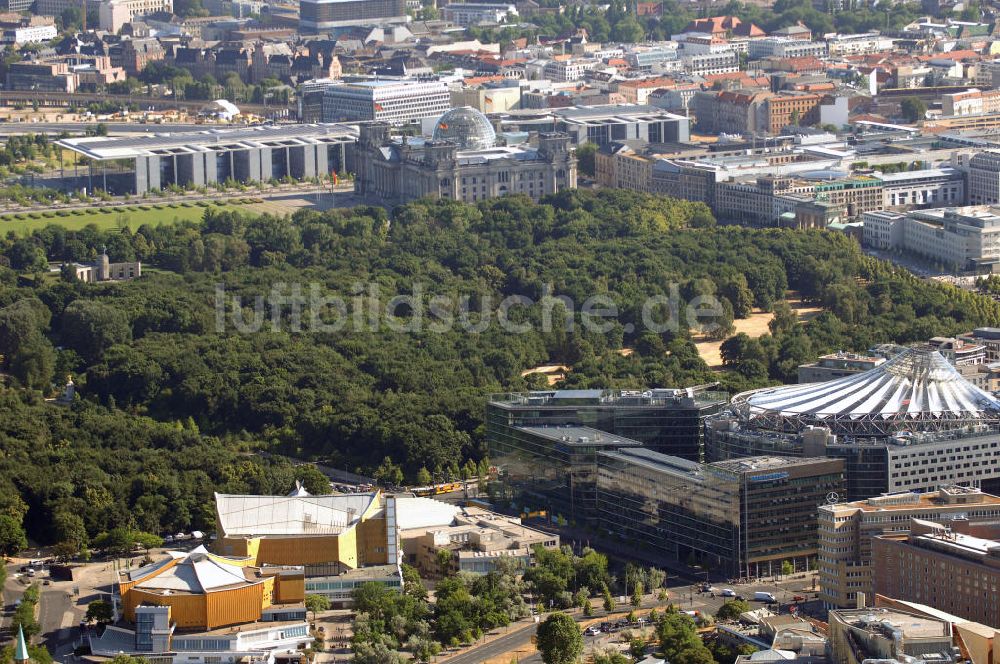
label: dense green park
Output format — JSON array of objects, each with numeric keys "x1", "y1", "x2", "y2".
[{"x1": 1, "y1": 189, "x2": 998, "y2": 553}]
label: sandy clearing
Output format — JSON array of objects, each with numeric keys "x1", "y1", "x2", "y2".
[
  {"x1": 521, "y1": 365, "x2": 571, "y2": 385},
  {"x1": 693, "y1": 294, "x2": 823, "y2": 370}
]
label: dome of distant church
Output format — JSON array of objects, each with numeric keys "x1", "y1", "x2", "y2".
[{"x1": 432, "y1": 107, "x2": 496, "y2": 150}]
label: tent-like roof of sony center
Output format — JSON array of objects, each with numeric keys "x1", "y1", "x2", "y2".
[
  {"x1": 730, "y1": 348, "x2": 1000, "y2": 436},
  {"x1": 214, "y1": 491, "x2": 380, "y2": 537}
]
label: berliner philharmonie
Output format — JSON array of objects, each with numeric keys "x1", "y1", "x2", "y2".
[{"x1": 705, "y1": 347, "x2": 1000, "y2": 500}]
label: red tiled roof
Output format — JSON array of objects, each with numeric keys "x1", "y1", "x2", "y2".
[
  {"x1": 917, "y1": 49, "x2": 981, "y2": 61},
  {"x1": 683, "y1": 15, "x2": 743, "y2": 34},
  {"x1": 636, "y1": 1, "x2": 662, "y2": 16},
  {"x1": 792, "y1": 81, "x2": 836, "y2": 91},
  {"x1": 463, "y1": 75, "x2": 506, "y2": 84},
  {"x1": 618, "y1": 75, "x2": 676, "y2": 88},
  {"x1": 733, "y1": 22, "x2": 766, "y2": 37},
  {"x1": 703, "y1": 72, "x2": 770, "y2": 88},
  {"x1": 781, "y1": 55, "x2": 826, "y2": 71}
]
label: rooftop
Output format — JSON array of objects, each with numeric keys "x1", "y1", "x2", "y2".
[
  {"x1": 599, "y1": 447, "x2": 837, "y2": 481},
  {"x1": 908, "y1": 524, "x2": 1000, "y2": 560},
  {"x1": 214, "y1": 491, "x2": 379, "y2": 537},
  {"x1": 550, "y1": 103, "x2": 688, "y2": 123},
  {"x1": 873, "y1": 167, "x2": 960, "y2": 182},
  {"x1": 598, "y1": 447, "x2": 703, "y2": 479},
  {"x1": 516, "y1": 425, "x2": 644, "y2": 447},
  {"x1": 833, "y1": 607, "x2": 950, "y2": 639},
  {"x1": 395, "y1": 495, "x2": 461, "y2": 531},
  {"x1": 489, "y1": 386, "x2": 726, "y2": 409},
  {"x1": 122, "y1": 546, "x2": 275, "y2": 596},
  {"x1": 57, "y1": 123, "x2": 358, "y2": 161},
  {"x1": 710, "y1": 455, "x2": 839, "y2": 474},
  {"x1": 821, "y1": 487, "x2": 1000, "y2": 514},
  {"x1": 731, "y1": 348, "x2": 1000, "y2": 436}
]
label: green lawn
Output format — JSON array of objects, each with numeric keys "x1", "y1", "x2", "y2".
[{"x1": 0, "y1": 201, "x2": 251, "y2": 236}]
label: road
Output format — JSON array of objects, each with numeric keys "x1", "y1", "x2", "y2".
[
  {"x1": 438, "y1": 573, "x2": 823, "y2": 664},
  {"x1": 38, "y1": 588, "x2": 76, "y2": 659},
  {"x1": 441, "y1": 595, "x2": 675, "y2": 664},
  {"x1": 441, "y1": 621, "x2": 541, "y2": 664},
  {"x1": 2, "y1": 561, "x2": 87, "y2": 660},
  {"x1": 1, "y1": 563, "x2": 26, "y2": 634},
  {"x1": 864, "y1": 247, "x2": 946, "y2": 279}
]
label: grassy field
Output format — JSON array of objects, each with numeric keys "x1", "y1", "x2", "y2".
[{"x1": 0, "y1": 199, "x2": 258, "y2": 235}]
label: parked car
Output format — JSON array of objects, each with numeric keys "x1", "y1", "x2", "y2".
[
  {"x1": 585, "y1": 626, "x2": 602, "y2": 636},
  {"x1": 721, "y1": 588, "x2": 736, "y2": 597}
]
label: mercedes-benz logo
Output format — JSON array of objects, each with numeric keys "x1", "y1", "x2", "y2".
[{"x1": 826, "y1": 492, "x2": 840, "y2": 504}]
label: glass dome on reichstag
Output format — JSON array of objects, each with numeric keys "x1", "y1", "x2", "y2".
[{"x1": 432, "y1": 106, "x2": 496, "y2": 151}]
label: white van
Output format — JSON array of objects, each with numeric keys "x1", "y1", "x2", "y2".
[{"x1": 754, "y1": 591, "x2": 777, "y2": 603}]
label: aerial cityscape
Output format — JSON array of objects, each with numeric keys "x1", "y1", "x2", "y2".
[{"x1": 7, "y1": 0, "x2": 1000, "y2": 664}]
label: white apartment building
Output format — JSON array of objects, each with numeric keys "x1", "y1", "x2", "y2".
[
  {"x1": 625, "y1": 45, "x2": 679, "y2": 71},
  {"x1": 681, "y1": 51, "x2": 739, "y2": 76},
  {"x1": 1, "y1": 24, "x2": 58, "y2": 44},
  {"x1": 964, "y1": 151, "x2": 1000, "y2": 206},
  {"x1": 748, "y1": 38, "x2": 826, "y2": 60},
  {"x1": 973, "y1": 60, "x2": 1000, "y2": 89},
  {"x1": 321, "y1": 79, "x2": 450, "y2": 124},
  {"x1": 864, "y1": 205, "x2": 1000, "y2": 271},
  {"x1": 874, "y1": 167, "x2": 965, "y2": 209},
  {"x1": 678, "y1": 35, "x2": 737, "y2": 55},
  {"x1": 649, "y1": 84, "x2": 700, "y2": 112},
  {"x1": 450, "y1": 85, "x2": 521, "y2": 113},
  {"x1": 441, "y1": 2, "x2": 517, "y2": 27},
  {"x1": 542, "y1": 58, "x2": 601, "y2": 82},
  {"x1": 825, "y1": 32, "x2": 895, "y2": 57},
  {"x1": 914, "y1": 207, "x2": 1000, "y2": 270},
  {"x1": 98, "y1": 0, "x2": 173, "y2": 32},
  {"x1": 818, "y1": 487, "x2": 1000, "y2": 609},
  {"x1": 863, "y1": 210, "x2": 906, "y2": 250},
  {"x1": 942, "y1": 89, "x2": 1000, "y2": 117},
  {"x1": 589, "y1": 47, "x2": 625, "y2": 60},
  {"x1": 715, "y1": 176, "x2": 815, "y2": 226}
]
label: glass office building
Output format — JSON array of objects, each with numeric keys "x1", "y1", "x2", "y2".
[
  {"x1": 595, "y1": 448, "x2": 845, "y2": 576},
  {"x1": 488, "y1": 388, "x2": 728, "y2": 462},
  {"x1": 489, "y1": 424, "x2": 642, "y2": 523},
  {"x1": 487, "y1": 388, "x2": 728, "y2": 525}
]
